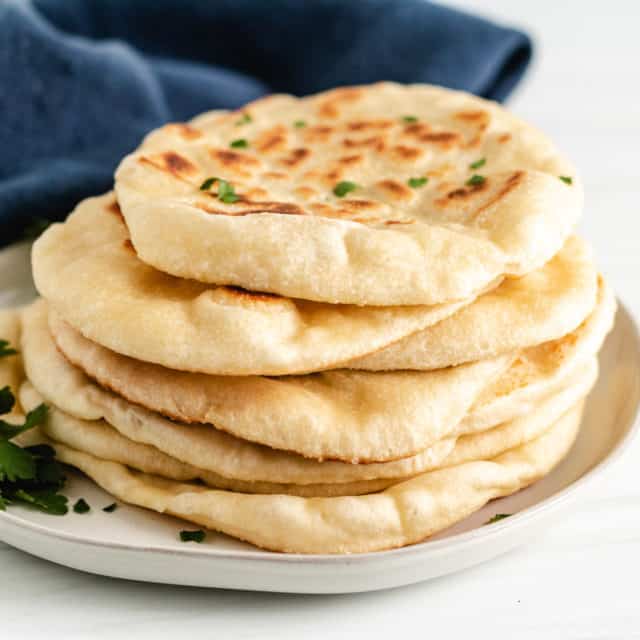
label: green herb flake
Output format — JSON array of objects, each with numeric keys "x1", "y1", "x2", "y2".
[
  {"x1": 559, "y1": 175, "x2": 573, "y2": 185},
  {"x1": 333, "y1": 181, "x2": 358, "y2": 198},
  {"x1": 14, "y1": 489, "x2": 68, "y2": 515},
  {"x1": 466, "y1": 174, "x2": 486, "y2": 187},
  {"x1": 199, "y1": 177, "x2": 218, "y2": 191},
  {"x1": 235, "y1": 113, "x2": 252, "y2": 126},
  {"x1": 408, "y1": 177, "x2": 428, "y2": 189},
  {"x1": 485, "y1": 513, "x2": 512, "y2": 525},
  {"x1": 469, "y1": 157, "x2": 486, "y2": 170},
  {"x1": 73, "y1": 498, "x2": 91, "y2": 514},
  {"x1": 402, "y1": 116, "x2": 418, "y2": 123},
  {"x1": 103, "y1": 502, "x2": 118, "y2": 513},
  {"x1": 180, "y1": 529, "x2": 206, "y2": 543},
  {"x1": 217, "y1": 179, "x2": 240, "y2": 204},
  {"x1": 294, "y1": 120, "x2": 307, "y2": 128},
  {"x1": 0, "y1": 392, "x2": 68, "y2": 515},
  {"x1": 230, "y1": 138, "x2": 249, "y2": 149},
  {"x1": 0, "y1": 340, "x2": 18, "y2": 359}
]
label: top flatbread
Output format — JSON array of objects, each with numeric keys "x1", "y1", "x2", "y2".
[{"x1": 115, "y1": 82, "x2": 582, "y2": 305}]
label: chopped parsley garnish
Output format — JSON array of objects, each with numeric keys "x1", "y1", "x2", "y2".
[
  {"x1": 217, "y1": 180, "x2": 240, "y2": 204},
  {"x1": 466, "y1": 174, "x2": 486, "y2": 187},
  {"x1": 235, "y1": 113, "x2": 252, "y2": 126},
  {"x1": 408, "y1": 177, "x2": 428, "y2": 189},
  {"x1": 559, "y1": 175, "x2": 573, "y2": 185},
  {"x1": 180, "y1": 529, "x2": 206, "y2": 543},
  {"x1": 230, "y1": 138, "x2": 249, "y2": 149},
  {"x1": 333, "y1": 181, "x2": 358, "y2": 198},
  {"x1": 0, "y1": 388, "x2": 67, "y2": 515},
  {"x1": 469, "y1": 158, "x2": 486, "y2": 170},
  {"x1": 0, "y1": 339, "x2": 17, "y2": 359},
  {"x1": 485, "y1": 513, "x2": 511, "y2": 525},
  {"x1": 402, "y1": 115, "x2": 418, "y2": 123},
  {"x1": 73, "y1": 498, "x2": 90, "y2": 514},
  {"x1": 294, "y1": 120, "x2": 307, "y2": 128},
  {"x1": 102, "y1": 502, "x2": 118, "y2": 513},
  {"x1": 199, "y1": 177, "x2": 218, "y2": 191}
]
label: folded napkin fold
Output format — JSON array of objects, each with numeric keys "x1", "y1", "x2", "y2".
[{"x1": 0, "y1": 0, "x2": 531, "y2": 246}]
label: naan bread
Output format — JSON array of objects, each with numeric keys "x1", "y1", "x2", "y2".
[
  {"x1": 31, "y1": 193, "x2": 475, "y2": 377},
  {"x1": 21, "y1": 300, "x2": 598, "y2": 484},
  {"x1": 19, "y1": 377, "x2": 593, "y2": 498},
  {"x1": 30, "y1": 299, "x2": 513, "y2": 462},
  {"x1": 31, "y1": 193, "x2": 595, "y2": 376},
  {"x1": 38, "y1": 277, "x2": 614, "y2": 462},
  {"x1": 44, "y1": 404, "x2": 584, "y2": 553},
  {"x1": 348, "y1": 236, "x2": 597, "y2": 370},
  {"x1": 115, "y1": 82, "x2": 582, "y2": 305}
]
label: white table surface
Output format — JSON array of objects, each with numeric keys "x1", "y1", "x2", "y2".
[{"x1": 2, "y1": 1, "x2": 640, "y2": 637}]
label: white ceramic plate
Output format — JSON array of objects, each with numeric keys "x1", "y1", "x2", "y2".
[{"x1": 1, "y1": 242, "x2": 639, "y2": 594}]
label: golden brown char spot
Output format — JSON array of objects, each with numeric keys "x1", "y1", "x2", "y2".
[
  {"x1": 294, "y1": 186, "x2": 318, "y2": 200},
  {"x1": 164, "y1": 123, "x2": 203, "y2": 140},
  {"x1": 138, "y1": 155, "x2": 196, "y2": 185},
  {"x1": 389, "y1": 145, "x2": 423, "y2": 161},
  {"x1": 309, "y1": 203, "x2": 355, "y2": 219},
  {"x1": 435, "y1": 176, "x2": 491, "y2": 207},
  {"x1": 375, "y1": 179, "x2": 413, "y2": 201},
  {"x1": 160, "y1": 151, "x2": 198, "y2": 175},
  {"x1": 403, "y1": 122, "x2": 432, "y2": 137},
  {"x1": 384, "y1": 219, "x2": 415, "y2": 225},
  {"x1": 317, "y1": 87, "x2": 363, "y2": 118},
  {"x1": 498, "y1": 133, "x2": 512, "y2": 143},
  {"x1": 325, "y1": 168, "x2": 344, "y2": 182},
  {"x1": 338, "y1": 154, "x2": 364, "y2": 166},
  {"x1": 279, "y1": 147, "x2": 310, "y2": 168},
  {"x1": 342, "y1": 135, "x2": 386, "y2": 149},
  {"x1": 303, "y1": 125, "x2": 334, "y2": 143},
  {"x1": 455, "y1": 110, "x2": 488, "y2": 123},
  {"x1": 261, "y1": 171, "x2": 288, "y2": 180},
  {"x1": 427, "y1": 164, "x2": 454, "y2": 178},
  {"x1": 196, "y1": 201, "x2": 306, "y2": 216},
  {"x1": 472, "y1": 171, "x2": 524, "y2": 216},
  {"x1": 209, "y1": 148, "x2": 261, "y2": 169},
  {"x1": 255, "y1": 125, "x2": 288, "y2": 153},
  {"x1": 419, "y1": 131, "x2": 461, "y2": 148},
  {"x1": 222, "y1": 286, "x2": 281, "y2": 302},
  {"x1": 346, "y1": 119, "x2": 394, "y2": 131},
  {"x1": 339, "y1": 199, "x2": 381, "y2": 211},
  {"x1": 244, "y1": 187, "x2": 270, "y2": 199}
]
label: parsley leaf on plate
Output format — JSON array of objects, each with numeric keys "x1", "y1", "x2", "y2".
[
  {"x1": 0, "y1": 387, "x2": 68, "y2": 515},
  {"x1": 485, "y1": 513, "x2": 512, "y2": 525},
  {"x1": 180, "y1": 529, "x2": 206, "y2": 543}
]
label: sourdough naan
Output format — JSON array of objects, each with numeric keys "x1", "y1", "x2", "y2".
[{"x1": 115, "y1": 82, "x2": 582, "y2": 305}]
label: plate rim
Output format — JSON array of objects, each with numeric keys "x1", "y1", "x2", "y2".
[{"x1": 1, "y1": 303, "x2": 639, "y2": 567}]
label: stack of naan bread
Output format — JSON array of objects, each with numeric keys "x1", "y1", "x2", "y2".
[{"x1": 7, "y1": 83, "x2": 616, "y2": 553}]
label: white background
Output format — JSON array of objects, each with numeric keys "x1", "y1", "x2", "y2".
[{"x1": 3, "y1": 1, "x2": 640, "y2": 638}]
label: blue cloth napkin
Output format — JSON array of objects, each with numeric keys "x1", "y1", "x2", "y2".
[{"x1": 0, "y1": 0, "x2": 532, "y2": 246}]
